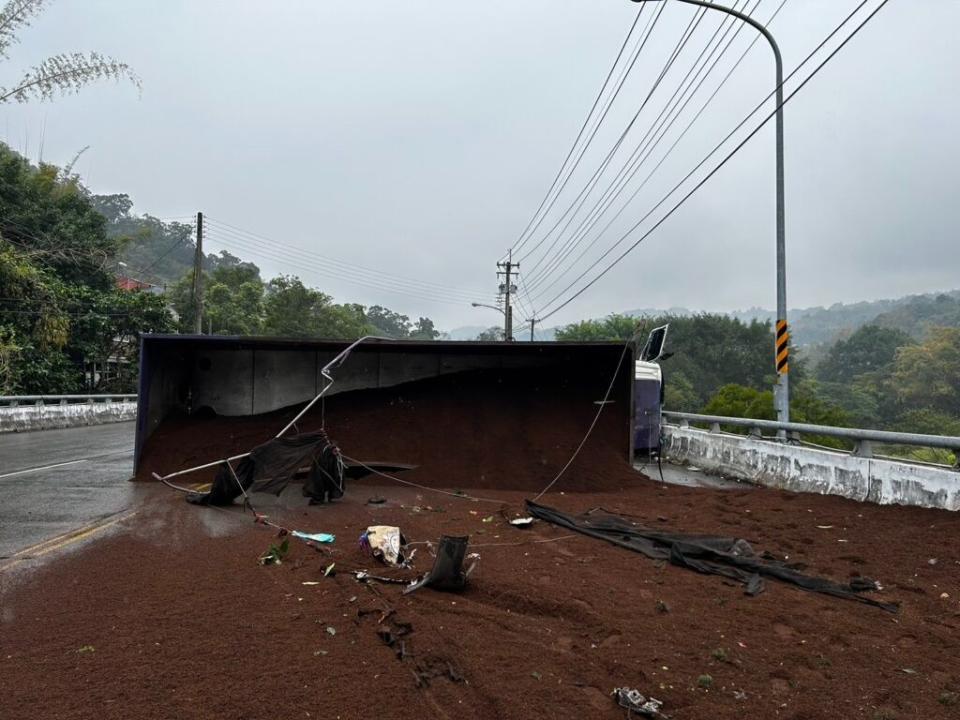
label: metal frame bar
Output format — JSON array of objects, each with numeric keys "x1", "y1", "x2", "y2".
[{"x1": 663, "y1": 411, "x2": 960, "y2": 454}]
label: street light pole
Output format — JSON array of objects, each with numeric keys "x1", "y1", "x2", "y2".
[
  {"x1": 471, "y1": 302, "x2": 508, "y2": 341},
  {"x1": 630, "y1": 0, "x2": 788, "y2": 423}
]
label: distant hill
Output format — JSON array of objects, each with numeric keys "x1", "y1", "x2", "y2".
[{"x1": 624, "y1": 290, "x2": 960, "y2": 348}]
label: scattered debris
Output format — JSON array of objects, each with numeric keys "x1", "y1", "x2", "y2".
[
  {"x1": 367, "y1": 496, "x2": 386, "y2": 505},
  {"x1": 359, "y1": 525, "x2": 406, "y2": 566},
  {"x1": 928, "y1": 558, "x2": 938, "y2": 566},
  {"x1": 259, "y1": 538, "x2": 290, "y2": 565},
  {"x1": 326, "y1": 626, "x2": 336, "y2": 637},
  {"x1": 76, "y1": 645, "x2": 95, "y2": 654},
  {"x1": 302, "y1": 581, "x2": 320, "y2": 586},
  {"x1": 404, "y1": 536, "x2": 476, "y2": 595},
  {"x1": 655, "y1": 599, "x2": 670, "y2": 614},
  {"x1": 291, "y1": 530, "x2": 335, "y2": 545},
  {"x1": 816, "y1": 525, "x2": 834, "y2": 530},
  {"x1": 733, "y1": 689, "x2": 748, "y2": 701},
  {"x1": 323, "y1": 562, "x2": 336, "y2": 577},
  {"x1": 531, "y1": 671, "x2": 542, "y2": 681},
  {"x1": 611, "y1": 688, "x2": 669, "y2": 719},
  {"x1": 353, "y1": 571, "x2": 409, "y2": 585},
  {"x1": 509, "y1": 517, "x2": 535, "y2": 528},
  {"x1": 481, "y1": 515, "x2": 495, "y2": 523}
]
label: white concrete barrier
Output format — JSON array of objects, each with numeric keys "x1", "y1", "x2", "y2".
[
  {"x1": 0, "y1": 400, "x2": 137, "y2": 433},
  {"x1": 663, "y1": 425, "x2": 960, "y2": 511}
]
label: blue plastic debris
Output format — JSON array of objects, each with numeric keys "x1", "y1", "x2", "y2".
[{"x1": 291, "y1": 530, "x2": 335, "y2": 544}]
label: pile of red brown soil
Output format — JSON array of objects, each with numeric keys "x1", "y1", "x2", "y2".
[
  {"x1": 137, "y1": 366, "x2": 634, "y2": 493},
  {"x1": 3, "y1": 477, "x2": 960, "y2": 720}
]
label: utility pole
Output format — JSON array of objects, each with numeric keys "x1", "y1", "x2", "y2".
[
  {"x1": 528, "y1": 318, "x2": 536, "y2": 342},
  {"x1": 192, "y1": 211, "x2": 204, "y2": 335},
  {"x1": 496, "y1": 250, "x2": 518, "y2": 342}
]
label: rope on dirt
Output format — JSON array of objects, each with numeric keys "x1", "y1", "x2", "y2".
[
  {"x1": 470, "y1": 534, "x2": 578, "y2": 548},
  {"x1": 531, "y1": 339, "x2": 632, "y2": 501},
  {"x1": 339, "y1": 454, "x2": 507, "y2": 506}
]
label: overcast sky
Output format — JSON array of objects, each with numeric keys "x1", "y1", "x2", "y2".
[{"x1": 1, "y1": 0, "x2": 957, "y2": 330}]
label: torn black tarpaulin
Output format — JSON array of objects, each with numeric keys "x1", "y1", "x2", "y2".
[
  {"x1": 186, "y1": 431, "x2": 343, "y2": 506},
  {"x1": 525, "y1": 500, "x2": 898, "y2": 612}
]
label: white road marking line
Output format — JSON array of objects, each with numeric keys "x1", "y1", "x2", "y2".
[{"x1": 0, "y1": 458, "x2": 88, "y2": 479}]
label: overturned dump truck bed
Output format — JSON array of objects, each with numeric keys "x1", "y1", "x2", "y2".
[{"x1": 134, "y1": 336, "x2": 635, "y2": 487}]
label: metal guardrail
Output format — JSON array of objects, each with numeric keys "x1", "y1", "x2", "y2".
[
  {"x1": 0, "y1": 394, "x2": 137, "y2": 407},
  {"x1": 663, "y1": 411, "x2": 960, "y2": 464}
]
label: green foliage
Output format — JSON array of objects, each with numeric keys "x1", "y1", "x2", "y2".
[
  {"x1": 475, "y1": 326, "x2": 504, "y2": 342},
  {"x1": 0, "y1": 144, "x2": 175, "y2": 393},
  {"x1": 367, "y1": 305, "x2": 412, "y2": 338},
  {"x1": 410, "y1": 317, "x2": 440, "y2": 340},
  {"x1": 892, "y1": 328, "x2": 960, "y2": 418},
  {"x1": 703, "y1": 385, "x2": 775, "y2": 421},
  {"x1": 703, "y1": 382, "x2": 850, "y2": 448},
  {"x1": 817, "y1": 325, "x2": 914, "y2": 385},
  {"x1": 663, "y1": 371, "x2": 699, "y2": 412},
  {"x1": 555, "y1": 313, "x2": 639, "y2": 341},
  {"x1": 262, "y1": 276, "x2": 373, "y2": 339},
  {"x1": 259, "y1": 538, "x2": 290, "y2": 566}
]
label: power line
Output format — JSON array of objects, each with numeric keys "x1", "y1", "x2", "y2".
[
  {"x1": 508, "y1": 4, "x2": 648, "y2": 258},
  {"x1": 525, "y1": 0, "x2": 786, "y2": 303},
  {"x1": 526, "y1": 0, "x2": 785, "y2": 303},
  {"x1": 523, "y1": 0, "x2": 756, "y2": 295},
  {"x1": 201, "y1": 227, "x2": 487, "y2": 308},
  {"x1": 203, "y1": 217, "x2": 490, "y2": 302},
  {"x1": 202, "y1": 226, "x2": 488, "y2": 306},
  {"x1": 515, "y1": 4, "x2": 706, "y2": 269},
  {"x1": 536, "y1": 0, "x2": 889, "y2": 322}
]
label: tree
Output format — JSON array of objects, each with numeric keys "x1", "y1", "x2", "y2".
[
  {"x1": 410, "y1": 317, "x2": 439, "y2": 340},
  {"x1": 367, "y1": 305, "x2": 412, "y2": 338},
  {"x1": 475, "y1": 326, "x2": 503, "y2": 342},
  {"x1": 816, "y1": 324, "x2": 914, "y2": 385},
  {"x1": 262, "y1": 276, "x2": 372, "y2": 339},
  {"x1": 0, "y1": 1, "x2": 139, "y2": 104},
  {"x1": 893, "y1": 327, "x2": 960, "y2": 417},
  {"x1": 555, "y1": 314, "x2": 639, "y2": 341}
]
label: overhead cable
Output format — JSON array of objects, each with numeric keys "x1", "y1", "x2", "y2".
[{"x1": 536, "y1": 0, "x2": 888, "y2": 321}]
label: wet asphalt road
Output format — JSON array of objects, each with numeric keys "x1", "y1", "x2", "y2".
[{"x1": 0, "y1": 422, "x2": 138, "y2": 558}]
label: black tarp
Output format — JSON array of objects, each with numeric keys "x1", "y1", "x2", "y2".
[
  {"x1": 526, "y1": 500, "x2": 898, "y2": 613},
  {"x1": 187, "y1": 431, "x2": 344, "y2": 506}
]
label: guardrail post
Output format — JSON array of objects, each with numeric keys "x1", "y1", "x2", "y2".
[
  {"x1": 35, "y1": 398, "x2": 43, "y2": 407},
  {"x1": 9, "y1": 399, "x2": 17, "y2": 407},
  {"x1": 788, "y1": 430, "x2": 802, "y2": 443},
  {"x1": 749, "y1": 426, "x2": 762, "y2": 438},
  {"x1": 710, "y1": 421, "x2": 721, "y2": 433},
  {"x1": 853, "y1": 439, "x2": 873, "y2": 458},
  {"x1": 60, "y1": 397, "x2": 67, "y2": 405},
  {"x1": 679, "y1": 419, "x2": 690, "y2": 428}
]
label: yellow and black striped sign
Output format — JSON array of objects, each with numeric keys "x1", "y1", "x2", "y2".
[{"x1": 776, "y1": 319, "x2": 789, "y2": 374}]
